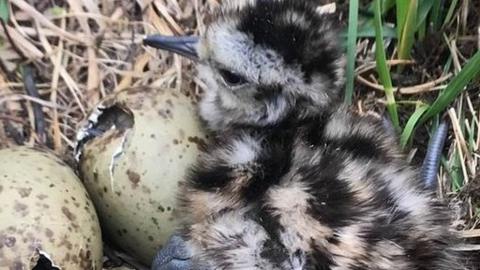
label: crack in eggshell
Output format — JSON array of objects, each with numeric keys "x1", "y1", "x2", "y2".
[
  {"x1": 35, "y1": 250, "x2": 62, "y2": 269},
  {"x1": 75, "y1": 104, "x2": 107, "y2": 161},
  {"x1": 74, "y1": 99, "x2": 134, "y2": 162},
  {"x1": 109, "y1": 130, "x2": 131, "y2": 192}
]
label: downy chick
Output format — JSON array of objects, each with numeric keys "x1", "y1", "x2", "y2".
[{"x1": 144, "y1": 0, "x2": 465, "y2": 269}]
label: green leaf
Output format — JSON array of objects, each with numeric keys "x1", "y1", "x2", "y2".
[
  {"x1": 428, "y1": 0, "x2": 443, "y2": 31},
  {"x1": 50, "y1": 6, "x2": 66, "y2": 16},
  {"x1": 400, "y1": 104, "x2": 429, "y2": 148},
  {"x1": 396, "y1": 0, "x2": 408, "y2": 40},
  {"x1": 451, "y1": 149, "x2": 464, "y2": 192},
  {"x1": 442, "y1": 0, "x2": 459, "y2": 28},
  {"x1": 344, "y1": 0, "x2": 359, "y2": 104},
  {"x1": 397, "y1": 0, "x2": 417, "y2": 61},
  {"x1": 466, "y1": 118, "x2": 477, "y2": 152},
  {"x1": 382, "y1": 0, "x2": 396, "y2": 14},
  {"x1": 373, "y1": 0, "x2": 400, "y2": 131},
  {"x1": 420, "y1": 50, "x2": 480, "y2": 124},
  {"x1": 366, "y1": 0, "x2": 395, "y2": 15},
  {"x1": 356, "y1": 22, "x2": 397, "y2": 38},
  {"x1": 0, "y1": 0, "x2": 9, "y2": 23},
  {"x1": 417, "y1": 17, "x2": 426, "y2": 41},
  {"x1": 415, "y1": 0, "x2": 435, "y2": 30}
]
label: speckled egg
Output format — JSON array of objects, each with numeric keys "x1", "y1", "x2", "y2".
[
  {"x1": 0, "y1": 146, "x2": 103, "y2": 269},
  {"x1": 75, "y1": 87, "x2": 207, "y2": 264}
]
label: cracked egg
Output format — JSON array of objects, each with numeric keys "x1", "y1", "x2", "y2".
[
  {"x1": 75, "y1": 87, "x2": 206, "y2": 264},
  {"x1": 0, "y1": 146, "x2": 103, "y2": 269}
]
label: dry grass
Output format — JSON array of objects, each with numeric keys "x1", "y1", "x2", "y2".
[
  {"x1": 0, "y1": 0, "x2": 478, "y2": 268},
  {"x1": 0, "y1": 0, "x2": 218, "y2": 154}
]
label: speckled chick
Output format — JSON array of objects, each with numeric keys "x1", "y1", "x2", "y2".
[{"x1": 145, "y1": 0, "x2": 467, "y2": 269}]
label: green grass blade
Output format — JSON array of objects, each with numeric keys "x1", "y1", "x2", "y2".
[
  {"x1": 417, "y1": 17, "x2": 426, "y2": 41},
  {"x1": 400, "y1": 104, "x2": 429, "y2": 148},
  {"x1": 451, "y1": 149, "x2": 464, "y2": 192},
  {"x1": 396, "y1": 0, "x2": 408, "y2": 40},
  {"x1": 466, "y1": 119, "x2": 476, "y2": 152},
  {"x1": 374, "y1": 0, "x2": 400, "y2": 131},
  {"x1": 443, "y1": 55, "x2": 453, "y2": 75},
  {"x1": 440, "y1": 157, "x2": 453, "y2": 187},
  {"x1": 420, "y1": 50, "x2": 480, "y2": 124},
  {"x1": 429, "y1": 0, "x2": 442, "y2": 31},
  {"x1": 355, "y1": 21, "x2": 397, "y2": 38},
  {"x1": 397, "y1": 0, "x2": 417, "y2": 61},
  {"x1": 366, "y1": 0, "x2": 395, "y2": 15},
  {"x1": 416, "y1": 0, "x2": 434, "y2": 31},
  {"x1": 0, "y1": 0, "x2": 9, "y2": 23},
  {"x1": 442, "y1": 0, "x2": 459, "y2": 28},
  {"x1": 344, "y1": 0, "x2": 359, "y2": 104},
  {"x1": 382, "y1": 0, "x2": 396, "y2": 14}
]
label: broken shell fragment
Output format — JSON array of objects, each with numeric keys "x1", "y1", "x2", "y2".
[
  {"x1": 75, "y1": 87, "x2": 206, "y2": 264},
  {"x1": 0, "y1": 146, "x2": 103, "y2": 269}
]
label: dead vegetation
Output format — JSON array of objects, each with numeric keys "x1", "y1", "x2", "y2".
[{"x1": 0, "y1": 0, "x2": 478, "y2": 268}]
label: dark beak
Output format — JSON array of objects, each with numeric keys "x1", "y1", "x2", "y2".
[{"x1": 143, "y1": 35, "x2": 199, "y2": 61}]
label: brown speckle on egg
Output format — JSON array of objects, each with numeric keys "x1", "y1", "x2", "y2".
[
  {"x1": 14, "y1": 202, "x2": 28, "y2": 217},
  {"x1": 61, "y1": 206, "x2": 77, "y2": 222},
  {"x1": 142, "y1": 185, "x2": 151, "y2": 194},
  {"x1": 12, "y1": 261, "x2": 24, "y2": 270},
  {"x1": 188, "y1": 136, "x2": 208, "y2": 151},
  {"x1": 126, "y1": 170, "x2": 141, "y2": 188},
  {"x1": 59, "y1": 237, "x2": 73, "y2": 250},
  {"x1": 158, "y1": 109, "x2": 168, "y2": 119},
  {"x1": 93, "y1": 172, "x2": 99, "y2": 183},
  {"x1": 4, "y1": 236, "x2": 16, "y2": 247},
  {"x1": 0, "y1": 146, "x2": 102, "y2": 269},
  {"x1": 75, "y1": 87, "x2": 206, "y2": 264},
  {"x1": 45, "y1": 228, "x2": 54, "y2": 238},
  {"x1": 36, "y1": 194, "x2": 48, "y2": 200}
]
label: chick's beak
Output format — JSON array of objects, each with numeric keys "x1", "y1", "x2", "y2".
[
  {"x1": 151, "y1": 234, "x2": 196, "y2": 270},
  {"x1": 143, "y1": 35, "x2": 199, "y2": 61}
]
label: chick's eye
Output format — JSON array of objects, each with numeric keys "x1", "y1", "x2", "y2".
[{"x1": 219, "y1": 68, "x2": 246, "y2": 86}]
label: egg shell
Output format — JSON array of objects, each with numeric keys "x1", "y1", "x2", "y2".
[
  {"x1": 77, "y1": 87, "x2": 206, "y2": 264},
  {"x1": 0, "y1": 146, "x2": 103, "y2": 269}
]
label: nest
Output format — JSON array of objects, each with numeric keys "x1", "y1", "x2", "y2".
[{"x1": 0, "y1": 0, "x2": 478, "y2": 268}]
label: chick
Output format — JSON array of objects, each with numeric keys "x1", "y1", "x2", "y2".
[{"x1": 144, "y1": 0, "x2": 466, "y2": 269}]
